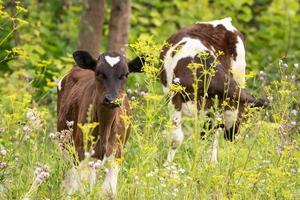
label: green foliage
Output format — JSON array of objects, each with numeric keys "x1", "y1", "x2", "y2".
[{"x1": 0, "y1": 0, "x2": 299, "y2": 199}]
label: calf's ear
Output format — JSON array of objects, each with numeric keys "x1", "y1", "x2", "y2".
[
  {"x1": 128, "y1": 56, "x2": 145, "y2": 73},
  {"x1": 73, "y1": 51, "x2": 97, "y2": 70}
]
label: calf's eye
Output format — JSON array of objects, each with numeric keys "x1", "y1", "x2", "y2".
[
  {"x1": 119, "y1": 73, "x2": 128, "y2": 80},
  {"x1": 96, "y1": 71, "x2": 107, "y2": 79}
]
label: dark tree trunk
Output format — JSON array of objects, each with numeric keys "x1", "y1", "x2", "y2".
[
  {"x1": 8, "y1": 0, "x2": 20, "y2": 46},
  {"x1": 107, "y1": 0, "x2": 131, "y2": 53},
  {"x1": 77, "y1": 0, "x2": 105, "y2": 58}
]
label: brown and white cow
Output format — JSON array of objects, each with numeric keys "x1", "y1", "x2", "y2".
[
  {"x1": 57, "y1": 51, "x2": 141, "y2": 197},
  {"x1": 159, "y1": 18, "x2": 268, "y2": 163}
]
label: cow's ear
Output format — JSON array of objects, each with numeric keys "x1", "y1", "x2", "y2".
[
  {"x1": 128, "y1": 56, "x2": 145, "y2": 73},
  {"x1": 73, "y1": 51, "x2": 97, "y2": 70}
]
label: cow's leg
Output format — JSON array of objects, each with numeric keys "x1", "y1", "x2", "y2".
[
  {"x1": 166, "y1": 109, "x2": 184, "y2": 163},
  {"x1": 63, "y1": 158, "x2": 98, "y2": 195},
  {"x1": 224, "y1": 110, "x2": 239, "y2": 141},
  {"x1": 63, "y1": 166, "x2": 81, "y2": 195},
  {"x1": 101, "y1": 155, "x2": 119, "y2": 198}
]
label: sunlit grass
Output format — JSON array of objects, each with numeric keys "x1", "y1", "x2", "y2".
[{"x1": 0, "y1": 42, "x2": 299, "y2": 199}]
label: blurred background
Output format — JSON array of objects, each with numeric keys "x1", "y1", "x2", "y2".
[{"x1": 0, "y1": 0, "x2": 299, "y2": 102}]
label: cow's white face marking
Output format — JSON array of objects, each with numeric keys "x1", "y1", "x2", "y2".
[
  {"x1": 196, "y1": 17, "x2": 237, "y2": 32},
  {"x1": 231, "y1": 36, "x2": 246, "y2": 87},
  {"x1": 105, "y1": 55, "x2": 120, "y2": 67},
  {"x1": 163, "y1": 37, "x2": 209, "y2": 90}
]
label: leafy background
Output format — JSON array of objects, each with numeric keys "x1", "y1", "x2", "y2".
[{"x1": 0, "y1": 0, "x2": 299, "y2": 199}]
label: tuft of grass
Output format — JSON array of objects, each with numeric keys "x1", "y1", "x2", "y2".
[{"x1": 0, "y1": 40, "x2": 299, "y2": 199}]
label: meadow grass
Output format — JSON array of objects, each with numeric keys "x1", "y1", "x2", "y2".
[{"x1": 0, "y1": 41, "x2": 299, "y2": 199}]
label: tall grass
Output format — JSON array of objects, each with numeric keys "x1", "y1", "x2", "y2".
[{"x1": 0, "y1": 38, "x2": 299, "y2": 199}]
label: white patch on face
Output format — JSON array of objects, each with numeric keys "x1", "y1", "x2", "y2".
[
  {"x1": 231, "y1": 36, "x2": 246, "y2": 87},
  {"x1": 196, "y1": 17, "x2": 237, "y2": 32},
  {"x1": 224, "y1": 110, "x2": 238, "y2": 130},
  {"x1": 102, "y1": 163, "x2": 119, "y2": 198},
  {"x1": 105, "y1": 55, "x2": 120, "y2": 67},
  {"x1": 163, "y1": 37, "x2": 209, "y2": 90},
  {"x1": 57, "y1": 73, "x2": 68, "y2": 91},
  {"x1": 182, "y1": 101, "x2": 197, "y2": 116}
]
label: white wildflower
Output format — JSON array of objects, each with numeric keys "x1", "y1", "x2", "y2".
[
  {"x1": 0, "y1": 162, "x2": 7, "y2": 169},
  {"x1": 93, "y1": 160, "x2": 102, "y2": 169},
  {"x1": 1, "y1": 149, "x2": 6, "y2": 156},
  {"x1": 291, "y1": 109, "x2": 298, "y2": 116},
  {"x1": 26, "y1": 109, "x2": 37, "y2": 121},
  {"x1": 146, "y1": 171, "x2": 154, "y2": 177},
  {"x1": 140, "y1": 91, "x2": 146, "y2": 97},
  {"x1": 24, "y1": 134, "x2": 30, "y2": 141},
  {"x1": 23, "y1": 126, "x2": 32, "y2": 133},
  {"x1": 291, "y1": 168, "x2": 297, "y2": 175},
  {"x1": 259, "y1": 70, "x2": 267, "y2": 81},
  {"x1": 126, "y1": 89, "x2": 132, "y2": 94},
  {"x1": 49, "y1": 132, "x2": 56, "y2": 139},
  {"x1": 294, "y1": 63, "x2": 299, "y2": 68},
  {"x1": 178, "y1": 168, "x2": 185, "y2": 174},
  {"x1": 173, "y1": 77, "x2": 180, "y2": 84},
  {"x1": 66, "y1": 120, "x2": 74, "y2": 128},
  {"x1": 131, "y1": 96, "x2": 136, "y2": 101},
  {"x1": 84, "y1": 151, "x2": 90, "y2": 158},
  {"x1": 291, "y1": 121, "x2": 296, "y2": 126},
  {"x1": 34, "y1": 164, "x2": 50, "y2": 185},
  {"x1": 0, "y1": 127, "x2": 4, "y2": 133}
]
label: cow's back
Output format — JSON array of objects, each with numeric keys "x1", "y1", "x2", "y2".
[
  {"x1": 160, "y1": 18, "x2": 246, "y2": 89},
  {"x1": 57, "y1": 67, "x2": 95, "y2": 132}
]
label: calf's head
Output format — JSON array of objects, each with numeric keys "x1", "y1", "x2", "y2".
[{"x1": 73, "y1": 50, "x2": 134, "y2": 108}]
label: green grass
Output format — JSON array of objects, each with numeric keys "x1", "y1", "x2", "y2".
[{"x1": 0, "y1": 47, "x2": 299, "y2": 199}]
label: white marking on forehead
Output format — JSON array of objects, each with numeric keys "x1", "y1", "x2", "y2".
[
  {"x1": 196, "y1": 17, "x2": 237, "y2": 32},
  {"x1": 163, "y1": 37, "x2": 209, "y2": 87},
  {"x1": 104, "y1": 55, "x2": 120, "y2": 67}
]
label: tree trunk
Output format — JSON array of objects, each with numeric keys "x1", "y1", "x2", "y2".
[
  {"x1": 77, "y1": 0, "x2": 105, "y2": 58},
  {"x1": 7, "y1": 0, "x2": 20, "y2": 46},
  {"x1": 107, "y1": 0, "x2": 131, "y2": 53}
]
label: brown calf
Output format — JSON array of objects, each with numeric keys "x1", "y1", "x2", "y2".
[{"x1": 57, "y1": 51, "x2": 140, "y2": 197}]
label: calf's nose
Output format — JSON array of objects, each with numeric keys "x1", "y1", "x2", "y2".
[{"x1": 103, "y1": 95, "x2": 114, "y2": 105}]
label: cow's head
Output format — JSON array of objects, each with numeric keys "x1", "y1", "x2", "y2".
[{"x1": 73, "y1": 50, "x2": 141, "y2": 108}]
